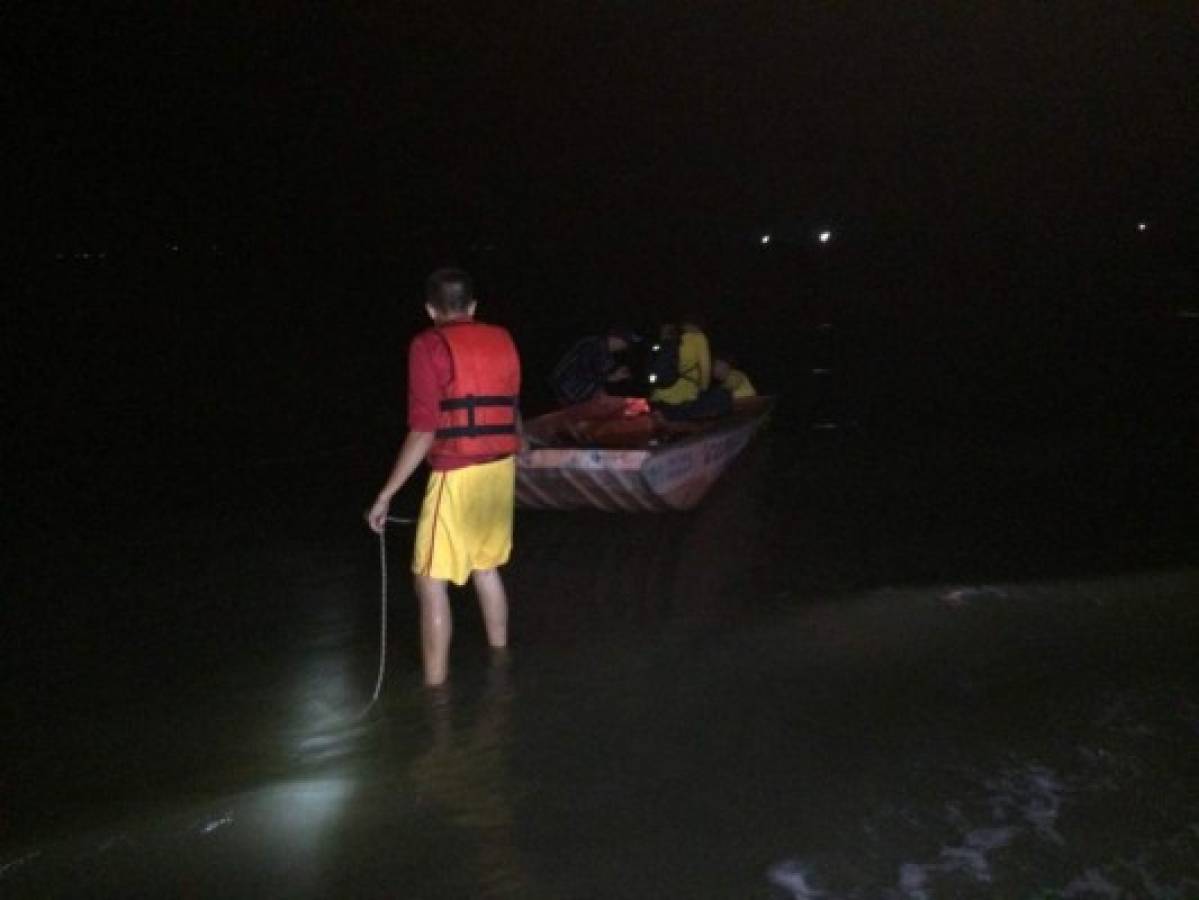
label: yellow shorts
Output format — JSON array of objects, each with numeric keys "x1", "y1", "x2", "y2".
[{"x1": 412, "y1": 456, "x2": 515, "y2": 586}]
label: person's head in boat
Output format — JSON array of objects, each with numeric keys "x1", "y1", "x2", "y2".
[
  {"x1": 712, "y1": 354, "x2": 757, "y2": 399},
  {"x1": 605, "y1": 330, "x2": 633, "y2": 353},
  {"x1": 424, "y1": 268, "x2": 476, "y2": 323}
]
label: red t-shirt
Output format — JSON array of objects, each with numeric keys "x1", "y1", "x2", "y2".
[{"x1": 407, "y1": 325, "x2": 509, "y2": 471}]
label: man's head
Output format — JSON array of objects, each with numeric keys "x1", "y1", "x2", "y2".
[
  {"x1": 712, "y1": 358, "x2": 732, "y2": 382},
  {"x1": 605, "y1": 329, "x2": 639, "y2": 353},
  {"x1": 424, "y1": 268, "x2": 476, "y2": 321}
]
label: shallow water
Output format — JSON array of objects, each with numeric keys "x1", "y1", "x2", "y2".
[{"x1": 4, "y1": 415, "x2": 1199, "y2": 898}]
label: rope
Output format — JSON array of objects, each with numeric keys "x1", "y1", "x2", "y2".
[{"x1": 357, "y1": 515, "x2": 414, "y2": 718}]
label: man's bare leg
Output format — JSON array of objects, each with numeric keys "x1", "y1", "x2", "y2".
[
  {"x1": 472, "y1": 568, "x2": 509, "y2": 649},
  {"x1": 414, "y1": 574, "x2": 453, "y2": 686}
]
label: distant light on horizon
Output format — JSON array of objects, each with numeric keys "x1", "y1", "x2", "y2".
[
  {"x1": 760, "y1": 234, "x2": 771, "y2": 245},
  {"x1": 818, "y1": 230, "x2": 832, "y2": 244},
  {"x1": 1137, "y1": 221, "x2": 1149, "y2": 232}
]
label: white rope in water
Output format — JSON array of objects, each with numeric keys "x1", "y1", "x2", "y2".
[{"x1": 358, "y1": 515, "x2": 414, "y2": 717}]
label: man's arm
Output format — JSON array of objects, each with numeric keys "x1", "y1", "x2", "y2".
[{"x1": 366, "y1": 429, "x2": 436, "y2": 532}]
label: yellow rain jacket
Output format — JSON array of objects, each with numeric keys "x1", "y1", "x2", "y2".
[
  {"x1": 723, "y1": 368, "x2": 757, "y2": 399},
  {"x1": 651, "y1": 325, "x2": 711, "y2": 406}
]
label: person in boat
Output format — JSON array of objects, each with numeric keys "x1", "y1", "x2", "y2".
[
  {"x1": 366, "y1": 268, "x2": 521, "y2": 687},
  {"x1": 650, "y1": 314, "x2": 718, "y2": 420},
  {"x1": 548, "y1": 330, "x2": 636, "y2": 407},
  {"x1": 712, "y1": 356, "x2": 757, "y2": 399}
]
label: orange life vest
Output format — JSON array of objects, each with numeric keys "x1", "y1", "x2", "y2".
[{"x1": 432, "y1": 321, "x2": 521, "y2": 458}]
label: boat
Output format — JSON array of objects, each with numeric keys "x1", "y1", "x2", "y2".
[{"x1": 516, "y1": 394, "x2": 774, "y2": 512}]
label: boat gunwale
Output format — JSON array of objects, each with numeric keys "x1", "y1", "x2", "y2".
[{"x1": 519, "y1": 395, "x2": 775, "y2": 464}]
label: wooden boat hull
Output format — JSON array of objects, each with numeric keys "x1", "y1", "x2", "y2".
[{"x1": 516, "y1": 397, "x2": 773, "y2": 512}]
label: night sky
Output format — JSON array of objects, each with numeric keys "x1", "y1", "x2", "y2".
[
  {"x1": 9, "y1": 2, "x2": 1198, "y2": 479},
  {"x1": 11, "y1": 3, "x2": 1197, "y2": 255}
]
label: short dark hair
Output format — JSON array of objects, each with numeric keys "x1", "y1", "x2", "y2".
[{"x1": 425, "y1": 267, "x2": 474, "y2": 314}]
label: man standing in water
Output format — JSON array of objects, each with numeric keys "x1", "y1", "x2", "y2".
[{"x1": 366, "y1": 268, "x2": 521, "y2": 686}]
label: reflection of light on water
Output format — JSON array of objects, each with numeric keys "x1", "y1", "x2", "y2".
[
  {"x1": 291, "y1": 595, "x2": 365, "y2": 748},
  {"x1": 265, "y1": 777, "x2": 354, "y2": 834},
  {"x1": 193, "y1": 776, "x2": 357, "y2": 894},
  {"x1": 202, "y1": 777, "x2": 355, "y2": 842},
  {"x1": 298, "y1": 723, "x2": 371, "y2": 764}
]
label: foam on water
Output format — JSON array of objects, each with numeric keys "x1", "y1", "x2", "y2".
[
  {"x1": 985, "y1": 764, "x2": 1066, "y2": 845},
  {"x1": 198, "y1": 814, "x2": 235, "y2": 835},
  {"x1": 0, "y1": 851, "x2": 41, "y2": 881},
  {"x1": 889, "y1": 823, "x2": 1020, "y2": 898},
  {"x1": 1061, "y1": 868, "x2": 1122, "y2": 897},
  {"x1": 766, "y1": 750, "x2": 1198, "y2": 899},
  {"x1": 767, "y1": 859, "x2": 825, "y2": 898}
]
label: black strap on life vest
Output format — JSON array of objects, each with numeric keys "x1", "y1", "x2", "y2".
[{"x1": 435, "y1": 394, "x2": 519, "y2": 438}]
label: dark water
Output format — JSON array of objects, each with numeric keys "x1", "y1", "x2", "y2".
[{"x1": 5, "y1": 251, "x2": 1199, "y2": 896}]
